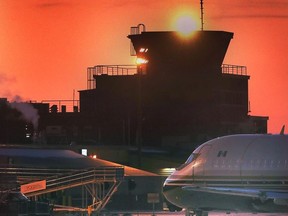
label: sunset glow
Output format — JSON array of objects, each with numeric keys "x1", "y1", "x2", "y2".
[
  {"x1": 0, "y1": 0, "x2": 288, "y2": 133},
  {"x1": 175, "y1": 15, "x2": 198, "y2": 37},
  {"x1": 171, "y1": 7, "x2": 199, "y2": 38}
]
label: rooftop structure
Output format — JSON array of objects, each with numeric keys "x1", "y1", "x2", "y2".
[{"x1": 79, "y1": 26, "x2": 268, "y2": 148}]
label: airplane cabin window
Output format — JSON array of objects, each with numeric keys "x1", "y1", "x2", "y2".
[
  {"x1": 217, "y1": 150, "x2": 227, "y2": 157},
  {"x1": 176, "y1": 153, "x2": 199, "y2": 170}
]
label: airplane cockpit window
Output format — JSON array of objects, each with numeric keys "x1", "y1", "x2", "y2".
[{"x1": 176, "y1": 153, "x2": 199, "y2": 170}]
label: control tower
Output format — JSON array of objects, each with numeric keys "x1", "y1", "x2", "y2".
[
  {"x1": 79, "y1": 26, "x2": 268, "y2": 148},
  {"x1": 128, "y1": 30, "x2": 233, "y2": 77},
  {"x1": 128, "y1": 27, "x2": 264, "y2": 144}
]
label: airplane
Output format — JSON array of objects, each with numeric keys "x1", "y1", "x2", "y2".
[{"x1": 163, "y1": 133, "x2": 288, "y2": 216}]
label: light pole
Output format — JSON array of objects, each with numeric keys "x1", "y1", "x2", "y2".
[{"x1": 136, "y1": 49, "x2": 148, "y2": 168}]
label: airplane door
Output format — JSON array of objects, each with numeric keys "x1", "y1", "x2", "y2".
[{"x1": 193, "y1": 144, "x2": 212, "y2": 177}]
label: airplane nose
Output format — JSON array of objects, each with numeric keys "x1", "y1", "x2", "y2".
[
  {"x1": 162, "y1": 181, "x2": 172, "y2": 193},
  {"x1": 162, "y1": 179, "x2": 171, "y2": 198},
  {"x1": 162, "y1": 179, "x2": 176, "y2": 200},
  {"x1": 162, "y1": 180, "x2": 183, "y2": 212},
  {"x1": 162, "y1": 180, "x2": 168, "y2": 193}
]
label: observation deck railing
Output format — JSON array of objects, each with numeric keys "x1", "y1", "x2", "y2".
[
  {"x1": 87, "y1": 65, "x2": 137, "y2": 89},
  {"x1": 222, "y1": 64, "x2": 247, "y2": 76},
  {"x1": 87, "y1": 64, "x2": 248, "y2": 90}
]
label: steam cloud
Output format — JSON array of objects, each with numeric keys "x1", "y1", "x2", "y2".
[
  {"x1": 10, "y1": 100, "x2": 39, "y2": 130},
  {"x1": 0, "y1": 72, "x2": 39, "y2": 130}
]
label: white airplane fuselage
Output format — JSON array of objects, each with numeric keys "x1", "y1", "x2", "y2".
[{"x1": 163, "y1": 134, "x2": 288, "y2": 214}]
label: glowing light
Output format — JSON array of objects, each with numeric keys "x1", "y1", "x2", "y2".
[
  {"x1": 136, "y1": 57, "x2": 148, "y2": 65},
  {"x1": 176, "y1": 15, "x2": 197, "y2": 37},
  {"x1": 171, "y1": 9, "x2": 199, "y2": 38},
  {"x1": 81, "y1": 149, "x2": 87, "y2": 156},
  {"x1": 139, "y1": 48, "x2": 148, "y2": 53},
  {"x1": 161, "y1": 168, "x2": 176, "y2": 176},
  {"x1": 192, "y1": 162, "x2": 200, "y2": 168},
  {"x1": 162, "y1": 168, "x2": 176, "y2": 172}
]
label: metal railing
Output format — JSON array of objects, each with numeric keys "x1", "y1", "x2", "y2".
[
  {"x1": 222, "y1": 64, "x2": 247, "y2": 76},
  {"x1": 41, "y1": 100, "x2": 80, "y2": 113},
  {"x1": 25, "y1": 167, "x2": 124, "y2": 197},
  {"x1": 0, "y1": 166, "x2": 124, "y2": 214},
  {"x1": 0, "y1": 166, "x2": 123, "y2": 194},
  {"x1": 0, "y1": 167, "x2": 79, "y2": 187},
  {"x1": 86, "y1": 64, "x2": 248, "y2": 90},
  {"x1": 87, "y1": 65, "x2": 137, "y2": 89}
]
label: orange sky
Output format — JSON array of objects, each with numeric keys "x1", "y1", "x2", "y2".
[{"x1": 0, "y1": 0, "x2": 287, "y2": 133}]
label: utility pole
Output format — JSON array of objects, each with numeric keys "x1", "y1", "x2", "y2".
[{"x1": 136, "y1": 65, "x2": 143, "y2": 168}]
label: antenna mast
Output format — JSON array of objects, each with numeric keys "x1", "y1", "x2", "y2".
[{"x1": 200, "y1": 0, "x2": 204, "y2": 31}]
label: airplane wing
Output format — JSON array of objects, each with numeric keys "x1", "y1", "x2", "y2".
[{"x1": 183, "y1": 186, "x2": 288, "y2": 203}]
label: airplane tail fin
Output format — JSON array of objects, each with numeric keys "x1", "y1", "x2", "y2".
[{"x1": 280, "y1": 125, "x2": 285, "y2": 135}]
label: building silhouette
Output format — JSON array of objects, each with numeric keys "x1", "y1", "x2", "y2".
[
  {"x1": 79, "y1": 26, "x2": 268, "y2": 148},
  {"x1": 0, "y1": 25, "x2": 268, "y2": 147},
  {"x1": 0, "y1": 25, "x2": 271, "y2": 214}
]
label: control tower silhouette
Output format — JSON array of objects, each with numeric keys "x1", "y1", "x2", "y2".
[{"x1": 79, "y1": 25, "x2": 268, "y2": 148}]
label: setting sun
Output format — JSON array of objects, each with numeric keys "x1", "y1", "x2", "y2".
[
  {"x1": 175, "y1": 15, "x2": 197, "y2": 36},
  {"x1": 171, "y1": 8, "x2": 199, "y2": 38}
]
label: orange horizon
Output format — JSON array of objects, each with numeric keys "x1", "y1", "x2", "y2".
[{"x1": 0, "y1": 0, "x2": 287, "y2": 133}]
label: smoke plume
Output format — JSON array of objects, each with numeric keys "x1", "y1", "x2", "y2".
[{"x1": 10, "y1": 100, "x2": 39, "y2": 130}]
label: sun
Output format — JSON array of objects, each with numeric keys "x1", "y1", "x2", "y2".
[
  {"x1": 176, "y1": 15, "x2": 196, "y2": 35},
  {"x1": 176, "y1": 15, "x2": 197, "y2": 36},
  {"x1": 171, "y1": 9, "x2": 199, "y2": 38}
]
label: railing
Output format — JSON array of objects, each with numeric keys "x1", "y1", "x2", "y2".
[
  {"x1": 86, "y1": 64, "x2": 248, "y2": 90},
  {"x1": 0, "y1": 166, "x2": 124, "y2": 214},
  {"x1": 222, "y1": 64, "x2": 247, "y2": 76},
  {"x1": 23, "y1": 167, "x2": 124, "y2": 197},
  {"x1": 0, "y1": 167, "x2": 81, "y2": 187},
  {"x1": 87, "y1": 65, "x2": 137, "y2": 89},
  {"x1": 41, "y1": 100, "x2": 80, "y2": 113},
  {"x1": 130, "y1": 24, "x2": 146, "y2": 56},
  {"x1": 0, "y1": 167, "x2": 124, "y2": 193}
]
